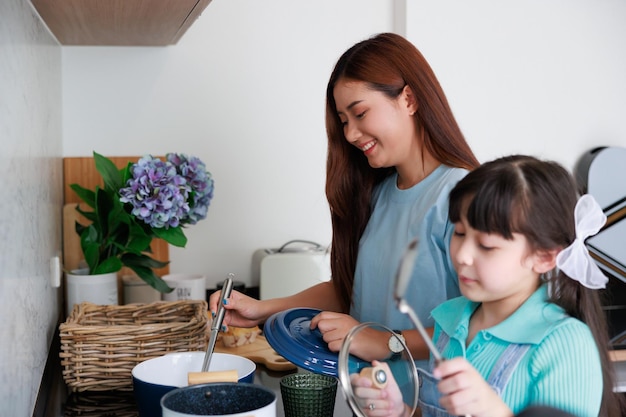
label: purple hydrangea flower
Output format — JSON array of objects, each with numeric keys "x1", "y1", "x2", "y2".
[
  {"x1": 166, "y1": 153, "x2": 214, "y2": 225},
  {"x1": 120, "y1": 155, "x2": 191, "y2": 228}
]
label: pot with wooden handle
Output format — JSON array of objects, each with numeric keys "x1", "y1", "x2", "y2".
[{"x1": 132, "y1": 352, "x2": 255, "y2": 417}]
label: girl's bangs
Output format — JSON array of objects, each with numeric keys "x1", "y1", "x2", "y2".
[{"x1": 450, "y1": 174, "x2": 526, "y2": 240}]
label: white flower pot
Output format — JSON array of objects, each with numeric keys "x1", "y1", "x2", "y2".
[{"x1": 66, "y1": 268, "x2": 119, "y2": 316}]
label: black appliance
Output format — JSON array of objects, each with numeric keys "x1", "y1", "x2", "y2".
[{"x1": 575, "y1": 146, "x2": 626, "y2": 348}]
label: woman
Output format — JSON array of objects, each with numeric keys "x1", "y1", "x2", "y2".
[{"x1": 210, "y1": 32, "x2": 479, "y2": 362}]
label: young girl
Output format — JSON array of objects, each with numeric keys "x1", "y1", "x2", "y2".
[
  {"x1": 210, "y1": 33, "x2": 478, "y2": 363},
  {"x1": 352, "y1": 155, "x2": 623, "y2": 417}
]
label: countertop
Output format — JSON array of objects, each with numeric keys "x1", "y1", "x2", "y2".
[
  {"x1": 59, "y1": 365, "x2": 353, "y2": 417},
  {"x1": 51, "y1": 356, "x2": 626, "y2": 416},
  {"x1": 42, "y1": 314, "x2": 626, "y2": 416}
]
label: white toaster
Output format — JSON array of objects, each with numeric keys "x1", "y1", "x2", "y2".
[{"x1": 253, "y1": 240, "x2": 331, "y2": 300}]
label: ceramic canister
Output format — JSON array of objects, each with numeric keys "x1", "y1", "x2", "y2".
[
  {"x1": 161, "y1": 382, "x2": 276, "y2": 417},
  {"x1": 161, "y1": 274, "x2": 207, "y2": 301}
]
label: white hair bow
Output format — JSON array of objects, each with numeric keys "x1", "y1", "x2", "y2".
[{"x1": 555, "y1": 194, "x2": 608, "y2": 289}]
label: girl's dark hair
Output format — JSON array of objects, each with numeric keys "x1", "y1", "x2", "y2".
[
  {"x1": 324, "y1": 32, "x2": 479, "y2": 312},
  {"x1": 448, "y1": 154, "x2": 623, "y2": 417}
]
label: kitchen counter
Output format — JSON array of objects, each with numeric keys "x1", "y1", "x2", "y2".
[
  {"x1": 59, "y1": 365, "x2": 353, "y2": 417},
  {"x1": 59, "y1": 362, "x2": 626, "y2": 416},
  {"x1": 49, "y1": 358, "x2": 626, "y2": 417},
  {"x1": 41, "y1": 325, "x2": 626, "y2": 416}
]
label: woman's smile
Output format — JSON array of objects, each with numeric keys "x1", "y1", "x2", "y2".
[{"x1": 359, "y1": 139, "x2": 377, "y2": 155}]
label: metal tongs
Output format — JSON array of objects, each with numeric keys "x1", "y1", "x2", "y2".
[
  {"x1": 202, "y1": 273, "x2": 234, "y2": 372},
  {"x1": 395, "y1": 238, "x2": 469, "y2": 417}
]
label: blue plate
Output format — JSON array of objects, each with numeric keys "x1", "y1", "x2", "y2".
[{"x1": 263, "y1": 307, "x2": 369, "y2": 376}]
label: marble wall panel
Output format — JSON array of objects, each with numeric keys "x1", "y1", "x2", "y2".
[{"x1": 0, "y1": 1, "x2": 63, "y2": 416}]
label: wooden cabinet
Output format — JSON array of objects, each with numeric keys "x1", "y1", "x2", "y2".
[{"x1": 31, "y1": 0, "x2": 213, "y2": 46}]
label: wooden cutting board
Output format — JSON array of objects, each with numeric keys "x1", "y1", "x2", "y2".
[{"x1": 214, "y1": 335, "x2": 296, "y2": 372}]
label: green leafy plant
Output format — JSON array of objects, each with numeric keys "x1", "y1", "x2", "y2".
[{"x1": 70, "y1": 151, "x2": 214, "y2": 292}]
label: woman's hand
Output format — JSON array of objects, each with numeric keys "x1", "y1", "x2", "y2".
[
  {"x1": 310, "y1": 312, "x2": 390, "y2": 360},
  {"x1": 310, "y1": 311, "x2": 359, "y2": 352},
  {"x1": 350, "y1": 361, "x2": 411, "y2": 417},
  {"x1": 209, "y1": 282, "x2": 342, "y2": 330},
  {"x1": 208, "y1": 289, "x2": 265, "y2": 328},
  {"x1": 434, "y1": 357, "x2": 513, "y2": 417}
]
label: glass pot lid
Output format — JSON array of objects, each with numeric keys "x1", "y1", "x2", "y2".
[{"x1": 338, "y1": 322, "x2": 419, "y2": 417}]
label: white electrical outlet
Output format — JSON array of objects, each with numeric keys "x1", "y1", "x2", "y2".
[{"x1": 50, "y1": 256, "x2": 62, "y2": 288}]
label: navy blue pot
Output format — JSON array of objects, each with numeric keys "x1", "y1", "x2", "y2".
[
  {"x1": 132, "y1": 352, "x2": 256, "y2": 417},
  {"x1": 161, "y1": 383, "x2": 276, "y2": 416}
]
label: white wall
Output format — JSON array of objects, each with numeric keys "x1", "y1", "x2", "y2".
[
  {"x1": 63, "y1": 0, "x2": 626, "y2": 290},
  {"x1": 0, "y1": 1, "x2": 63, "y2": 415},
  {"x1": 404, "y1": 0, "x2": 626, "y2": 167},
  {"x1": 62, "y1": 0, "x2": 394, "y2": 288}
]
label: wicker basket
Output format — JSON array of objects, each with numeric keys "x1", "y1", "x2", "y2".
[
  {"x1": 60, "y1": 300, "x2": 208, "y2": 392},
  {"x1": 64, "y1": 391, "x2": 138, "y2": 416}
]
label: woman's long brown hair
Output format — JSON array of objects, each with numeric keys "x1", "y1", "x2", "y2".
[{"x1": 324, "y1": 33, "x2": 479, "y2": 313}]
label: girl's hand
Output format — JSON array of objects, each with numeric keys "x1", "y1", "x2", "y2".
[
  {"x1": 434, "y1": 357, "x2": 513, "y2": 417},
  {"x1": 350, "y1": 361, "x2": 410, "y2": 417},
  {"x1": 207, "y1": 289, "x2": 264, "y2": 329},
  {"x1": 310, "y1": 312, "x2": 390, "y2": 360}
]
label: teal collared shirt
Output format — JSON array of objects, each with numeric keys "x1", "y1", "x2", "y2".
[{"x1": 430, "y1": 285, "x2": 603, "y2": 417}]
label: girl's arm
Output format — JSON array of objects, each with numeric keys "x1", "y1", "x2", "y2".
[
  {"x1": 434, "y1": 358, "x2": 513, "y2": 417},
  {"x1": 434, "y1": 321, "x2": 603, "y2": 417},
  {"x1": 350, "y1": 361, "x2": 412, "y2": 417}
]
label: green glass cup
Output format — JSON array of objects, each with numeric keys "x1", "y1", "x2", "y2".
[{"x1": 280, "y1": 372, "x2": 338, "y2": 417}]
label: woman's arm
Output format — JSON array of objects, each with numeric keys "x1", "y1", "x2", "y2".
[{"x1": 208, "y1": 281, "x2": 341, "y2": 328}]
